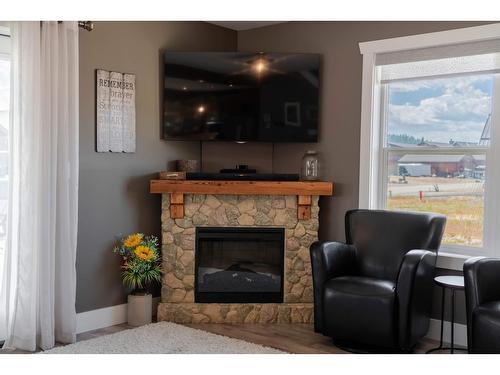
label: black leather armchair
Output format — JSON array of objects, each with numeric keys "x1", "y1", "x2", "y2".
[
  {"x1": 464, "y1": 257, "x2": 500, "y2": 354},
  {"x1": 310, "y1": 209, "x2": 446, "y2": 351}
]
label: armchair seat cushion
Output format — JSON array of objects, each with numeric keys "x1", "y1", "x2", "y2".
[
  {"x1": 471, "y1": 301, "x2": 500, "y2": 353},
  {"x1": 323, "y1": 276, "x2": 396, "y2": 348}
]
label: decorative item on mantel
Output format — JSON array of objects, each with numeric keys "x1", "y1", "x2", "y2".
[
  {"x1": 301, "y1": 150, "x2": 320, "y2": 181},
  {"x1": 176, "y1": 159, "x2": 199, "y2": 172},
  {"x1": 159, "y1": 171, "x2": 186, "y2": 180},
  {"x1": 113, "y1": 233, "x2": 162, "y2": 326},
  {"x1": 157, "y1": 159, "x2": 199, "y2": 180},
  {"x1": 96, "y1": 69, "x2": 136, "y2": 153}
]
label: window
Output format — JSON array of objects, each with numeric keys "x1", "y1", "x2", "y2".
[
  {"x1": 0, "y1": 30, "x2": 9, "y2": 295},
  {"x1": 359, "y1": 24, "x2": 500, "y2": 259}
]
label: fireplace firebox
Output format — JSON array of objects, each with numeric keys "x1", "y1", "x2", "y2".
[{"x1": 195, "y1": 227, "x2": 285, "y2": 303}]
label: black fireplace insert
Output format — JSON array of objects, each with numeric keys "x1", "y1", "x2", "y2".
[{"x1": 195, "y1": 227, "x2": 285, "y2": 303}]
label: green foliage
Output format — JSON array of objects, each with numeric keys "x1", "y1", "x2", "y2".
[
  {"x1": 387, "y1": 133, "x2": 422, "y2": 145},
  {"x1": 121, "y1": 258, "x2": 162, "y2": 290}
]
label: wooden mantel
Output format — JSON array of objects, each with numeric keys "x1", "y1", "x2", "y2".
[
  {"x1": 150, "y1": 180, "x2": 333, "y2": 195},
  {"x1": 150, "y1": 180, "x2": 333, "y2": 220}
]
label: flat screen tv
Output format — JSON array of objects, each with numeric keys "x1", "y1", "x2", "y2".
[{"x1": 162, "y1": 52, "x2": 320, "y2": 142}]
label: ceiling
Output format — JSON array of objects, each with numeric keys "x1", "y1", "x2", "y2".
[{"x1": 207, "y1": 22, "x2": 284, "y2": 31}]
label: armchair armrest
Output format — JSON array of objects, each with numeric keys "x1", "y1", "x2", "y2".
[
  {"x1": 309, "y1": 241, "x2": 356, "y2": 333},
  {"x1": 464, "y1": 257, "x2": 500, "y2": 351},
  {"x1": 396, "y1": 249, "x2": 437, "y2": 350}
]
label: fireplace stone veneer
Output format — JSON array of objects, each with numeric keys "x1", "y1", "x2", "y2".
[{"x1": 158, "y1": 193, "x2": 320, "y2": 324}]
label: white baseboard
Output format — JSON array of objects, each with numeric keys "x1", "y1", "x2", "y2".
[
  {"x1": 425, "y1": 318, "x2": 468, "y2": 348},
  {"x1": 76, "y1": 303, "x2": 128, "y2": 334},
  {"x1": 76, "y1": 297, "x2": 161, "y2": 334}
]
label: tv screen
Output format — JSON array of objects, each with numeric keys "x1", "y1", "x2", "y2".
[{"x1": 162, "y1": 52, "x2": 320, "y2": 142}]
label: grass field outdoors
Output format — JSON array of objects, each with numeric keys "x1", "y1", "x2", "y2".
[{"x1": 387, "y1": 177, "x2": 484, "y2": 247}]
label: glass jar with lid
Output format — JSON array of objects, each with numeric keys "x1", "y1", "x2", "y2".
[{"x1": 301, "y1": 150, "x2": 320, "y2": 181}]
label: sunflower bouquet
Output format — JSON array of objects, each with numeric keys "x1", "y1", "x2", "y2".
[{"x1": 113, "y1": 233, "x2": 162, "y2": 293}]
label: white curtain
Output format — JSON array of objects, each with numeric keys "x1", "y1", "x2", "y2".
[{"x1": 0, "y1": 21, "x2": 79, "y2": 351}]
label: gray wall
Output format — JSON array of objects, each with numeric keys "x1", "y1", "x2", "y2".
[
  {"x1": 77, "y1": 22, "x2": 237, "y2": 313},
  {"x1": 235, "y1": 21, "x2": 488, "y2": 325}
]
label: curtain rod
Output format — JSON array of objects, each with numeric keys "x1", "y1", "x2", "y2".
[
  {"x1": 55, "y1": 21, "x2": 94, "y2": 31},
  {"x1": 78, "y1": 21, "x2": 94, "y2": 31}
]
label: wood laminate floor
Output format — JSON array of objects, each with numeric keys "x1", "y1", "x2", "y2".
[
  {"x1": 185, "y1": 323, "x2": 441, "y2": 354},
  {"x1": 2, "y1": 322, "x2": 445, "y2": 354}
]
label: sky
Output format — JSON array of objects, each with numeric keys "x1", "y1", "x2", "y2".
[{"x1": 388, "y1": 74, "x2": 493, "y2": 144}]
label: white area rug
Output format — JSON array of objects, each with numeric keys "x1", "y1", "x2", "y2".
[{"x1": 44, "y1": 322, "x2": 285, "y2": 354}]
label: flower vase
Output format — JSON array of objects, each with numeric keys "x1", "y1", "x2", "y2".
[{"x1": 127, "y1": 292, "x2": 152, "y2": 327}]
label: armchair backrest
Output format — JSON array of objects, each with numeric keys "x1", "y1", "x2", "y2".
[
  {"x1": 345, "y1": 209, "x2": 446, "y2": 281},
  {"x1": 464, "y1": 257, "x2": 500, "y2": 306}
]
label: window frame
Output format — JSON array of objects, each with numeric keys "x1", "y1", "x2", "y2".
[{"x1": 358, "y1": 23, "x2": 500, "y2": 268}]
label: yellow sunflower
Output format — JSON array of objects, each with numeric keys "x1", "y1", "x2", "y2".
[
  {"x1": 124, "y1": 233, "x2": 143, "y2": 248},
  {"x1": 134, "y1": 245, "x2": 154, "y2": 261}
]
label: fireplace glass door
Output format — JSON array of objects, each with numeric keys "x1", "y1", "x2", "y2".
[{"x1": 195, "y1": 227, "x2": 285, "y2": 303}]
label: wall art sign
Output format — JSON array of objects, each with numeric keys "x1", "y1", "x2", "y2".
[{"x1": 96, "y1": 69, "x2": 136, "y2": 153}]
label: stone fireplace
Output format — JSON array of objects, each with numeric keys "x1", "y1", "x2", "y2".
[{"x1": 151, "y1": 179, "x2": 332, "y2": 324}]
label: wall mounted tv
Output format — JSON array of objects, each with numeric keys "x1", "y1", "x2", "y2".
[{"x1": 162, "y1": 52, "x2": 320, "y2": 142}]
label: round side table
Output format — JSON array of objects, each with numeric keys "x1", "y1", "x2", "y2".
[{"x1": 426, "y1": 275, "x2": 467, "y2": 354}]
